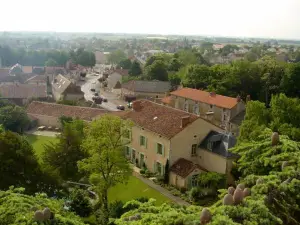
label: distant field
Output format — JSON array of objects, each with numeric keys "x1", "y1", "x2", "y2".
[{"x1": 27, "y1": 134, "x2": 170, "y2": 205}]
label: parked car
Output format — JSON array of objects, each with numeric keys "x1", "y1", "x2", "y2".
[
  {"x1": 90, "y1": 88, "x2": 95, "y2": 92},
  {"x1": 93, "y1": 97, "x2": 102, "y2": 104},
  {"x1": 117, "y1": 105, "x2": 125, "y2": 110}
]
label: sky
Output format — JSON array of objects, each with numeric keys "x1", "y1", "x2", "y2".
[{"x1": 1, "y1": 0, "x2": 300, "y2": 39}]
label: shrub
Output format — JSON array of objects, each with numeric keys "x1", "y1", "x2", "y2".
[
  {"x1": 179, "y1": 187, "x2": 187, "y2": 194},
  {"x1": 197, "y1": 172, "x2": 226, "y2": 189},
  {"x1": 140, "y1": 168, "x2": 146, "y2": 174},
  {"x1": 69, "y1": 188, "x2": 93, "y2": 217},
  {"x1": 135, "y1": 197, "x2": 149, "y2": 203},
  {"x1": 109, "y1": 200, "x2": 124, "y2": 218}
]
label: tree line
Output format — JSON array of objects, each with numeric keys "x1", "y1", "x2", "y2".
[{"x1": 0, "y1": 45, "x2": 96, "y2": 67}]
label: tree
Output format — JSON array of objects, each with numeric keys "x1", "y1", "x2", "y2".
[
  {"x1": 69, "y1": 48, "x2": 96, "y2": 67},
  {"x1": 244, "y1": 52, "x2": 258, "y2": 62},
  {"x1": 0, "y1": 187, "x2": 86, "y2": 225},
  {"x1": 144, "y1": 55, "x2": 165, "y2": 67},
  {"x1": 182, "y1": 64, "x2": 211, "y2": 89},
  {"x1": 144, "y1": 60, "x2": 168, "y2": 81},
  {"x1": 280, "y1": 62, "x2": 300, "y2": 97},
  {"x1": 0, "y1": 131, "x2": 59, "y2": 194},
  {"x1": 129, "y1": 60, "x2": 142, "y2": 76},
  {"x1": 45, "y1": 58, "x2": 58, "y2": 66},
  {"x1": 107, "y1": 50, "x2": 127, "y2": 65},
  {"x1": 69, "y1": 188, "x2": 93, "y2": 217},
  {"x1": 168, "y1": 58, "x2": 183, "y2": 71},
  {"x1": 43, "y1": 120, "x2": 87, "y2": 181},
  {"x1": 117, "y1": 59, "x2": 132, "y2": 69},
  {"x1": 0, "y1": 105, "x2": 30, "y2": 133},
  {"x1": 78, "y1": 115, "x2": 133, "y2": 225}
]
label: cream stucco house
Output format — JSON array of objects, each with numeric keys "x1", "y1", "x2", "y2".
[
  {"x1": 162, "y1": 88, "x2": 246, "y2": 136},
  {"x1": 121, "y1": 100, "x2": 238, "y2": 189}
]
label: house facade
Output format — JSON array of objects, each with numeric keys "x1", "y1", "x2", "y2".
[
  {"x1": 162, "y1": 88, "x2": 245, "y2": 136},
  {"x1": 121, "y1": 80, "x2": 171, "y2": 100},
  {"x1": 51, "y1": 74, "x2": 84, "y2": 101},
  {"x1": 107, "y1": 69, "x2": 129, "y2": 91},
  {"x1": 121, "y1": 100, "x2": 237, "y2": 189}
]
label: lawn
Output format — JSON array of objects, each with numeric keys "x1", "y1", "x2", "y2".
[
  {"x1": 26, "y1": 134, "x2": 58, "y2": 162},
  {"x1": 26, "y1": 134, "x2": 170, "y2": 205},
  {"x1": 109, "y1": 176, "x2": 170, "y2": 205}
]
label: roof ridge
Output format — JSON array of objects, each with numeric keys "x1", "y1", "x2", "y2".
[
  {"x1": 30, "y1": 101, "x2": 107, "y2": 111},
  {"x1": 174, "y1": 87, "x2": 237, "y2": 99}
]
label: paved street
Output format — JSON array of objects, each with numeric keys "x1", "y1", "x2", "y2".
[{"x1": 81, "y1": 74, "x2": 121, "y2": 111}]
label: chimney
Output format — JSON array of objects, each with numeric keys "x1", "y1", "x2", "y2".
[
  {"x1": 180, "y1": 115, "x2": 190, "y2": 128},
  {"x1": 236, "y1": 95, "x2": 241, "y2": 102},
  {"x1": 209, "y1": 92, "x2": 216, "y2": 97},
  {"x1": 132, "y1": 101, "x2": 142, "y2": 111},
  {"x1": 246, "y1": 95, "x2": 251, "y2": 103}
]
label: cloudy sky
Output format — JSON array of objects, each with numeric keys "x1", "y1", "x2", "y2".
[{"x1": 1, "y1": 0, "x2": 300, "y2": 39}]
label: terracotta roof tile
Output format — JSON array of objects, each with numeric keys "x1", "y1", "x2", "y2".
[
  {"x1": 170, "y1": 158, "x2": 207, "y2": 178},
  {"x1": 0, "y1": 83, "x2": 47, "y2": 99},
  {"x1": 170, "y1": 88, "x2": 238, "y2": 109},
  {"x1": 120, "y1": 100, "x2": 199, "y2": 139},
  {"x1": 161, "y1": 96, "x2": 172, "y2": 104},
  {"x1": 26, "y1": 101, "x2": 111, "y2": 121}
]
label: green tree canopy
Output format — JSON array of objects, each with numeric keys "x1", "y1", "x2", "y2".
[
  {"x1": 43, "y1": 120, "x2": 87, "y2": 181},
  {"x1": 144, "y1": 60, "x2": 168, "y2": 81},
  {"x1": 78, "y1": 115, "x2": 133, "y2": 224},
  {"x1": 128, "y1": 60, "x2": 142, "y2": 76},
  {"x1": 0, "y1": 105, "x2": 30, "y2": 133},
  {"x1": 107, "y1": 50, "x2": 127, "y2": 65},
  {"x1": 45, "y1": 58, "x2": 58, "y2": 66},
  {"x1": 117, "y1": 58, "x2": 132, "y2": 69}
]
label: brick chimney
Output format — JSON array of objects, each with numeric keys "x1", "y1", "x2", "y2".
[
  {"x1": 209, "y1": 92, "x2": 216, "y2": 97},
  {"x1": 180, "y1": 115, "x2": 190, "y2": 128},
  {"x1": 132, "y1": 101, "x2": 142, "y2": 111}
]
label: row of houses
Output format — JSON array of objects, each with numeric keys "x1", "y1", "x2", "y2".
[
  {"x1": 0, "y1": 73, "x2": 84, "y2": 105},
  {"x1": 26, "y1": 98, "x2": 239, "y2": 189}
]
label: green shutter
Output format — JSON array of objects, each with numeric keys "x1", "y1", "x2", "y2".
[
  {"x1": 187, "y1": 176, "x2": 192, "y2": 189},
  {"x1": 139, "y1": 136, "x2": 142, "y2": 145},
  {"x1": 156, "y1": 143, "x2": 158, "y2": 154},
  {"x1": 129, "y1": 130, "x2": 132, "y2": 140},
  {"x1": 162, "y1": 163, "x2": 165, "y2": 175},
  {"x1": 145, "y1": 137, "x2": 148, "y2": 149}
]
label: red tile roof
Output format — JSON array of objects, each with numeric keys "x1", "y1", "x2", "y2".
[
  {"x1": 170, "y1": 88, "x2": 239, "y2": 109},
  {"x1": 26, "y1": 101, "x2": 111, "y2": 121},
  {"x1": 120, "y1": 100, "x2": 199, "y2": 139},
  {"x1": 170, "y1": 158, "x2": 207, "y2": 178},
  {"x1": 161, "y1": 96, "x2": 172, "y2": 104}
]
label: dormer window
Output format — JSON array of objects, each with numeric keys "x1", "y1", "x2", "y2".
[{"x1": 207, "y1": 141, "x2": 213, "y2": 151}]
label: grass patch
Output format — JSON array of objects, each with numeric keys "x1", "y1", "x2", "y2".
[
  {"x1": 26, "y1": 134, "x2": 58, "y2": 162},
  {"x1": 27, "y1": 135, "x2": 170, "y2": 205},
  {"x1": 109, "y1": 176, "x2": 170, "y2": 205}
]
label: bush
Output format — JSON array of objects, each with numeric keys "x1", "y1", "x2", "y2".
[
  {"x1": 197, "y1": 172, "x2": 226, "y2": 189},
  {"x1": 140, "y1": 168, "x2": 146, "y2": 174},
  {"x1": 69, "y1": 188, "x2": 93, "y2": 217},
  {"x1": 135, "y1": 197, "x2": 149, "y2": 203},
  {"x1": 179, "y1": 187, "x2": 187, "y2": 194},
  {"x1": 109, "y1": 200, "x2": 125, "y2": 218},
  {"x1": 145, "y1": 170, "x2": 153, "y2": 178},
  {"x1": 189, "y1": 187, "x2": 217, "y2": 203}
]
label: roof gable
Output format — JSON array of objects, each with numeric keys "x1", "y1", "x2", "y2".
[
  {"x1": 170, "y1": 88, "x2": 239, "y2": 109},
  {"x1": 52, "y1": 74, "x2": 72, "y2": 94},
  {"x1": 170, "y1": 158, "x2": 207, "y2": 178}
]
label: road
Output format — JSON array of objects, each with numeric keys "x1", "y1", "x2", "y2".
[{"x1": 81, "y1": 74, "x2": 120, "y2": 111}]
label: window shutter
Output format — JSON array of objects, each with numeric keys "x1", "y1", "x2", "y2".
[
  {"x1": 187, "y1": 176, "x2": 192, "y2": 189},
  {"x1": 156, "y1": 143, "x2": 158, "y2": 154},
  {"x1": 139, "y1": 136, "x2": 142, "y2": 145},
  {"x1": 145, "y1": 137, "x2": 147, "y2": 149},
  {"x1": 162, "y1": 163, "x2": 165, "y2": 175},
  {"x1": 153, "y1": 162, "x2": 156, "y2": 173}
]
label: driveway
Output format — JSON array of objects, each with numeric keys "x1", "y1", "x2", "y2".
[{"x1": 81, "y1": 74, "x2": 120, "y2": 111}]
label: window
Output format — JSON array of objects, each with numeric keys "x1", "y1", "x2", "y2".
[
  {"x1": 191, "y1": 174, "x2": 198, "y2": 187},
  {"x1": 210, "y1": 105, "x2": 213, "y2": 109},
  {"x1": 156, "y1": 143, "x2": 164, "y2": 155},
  {"x1": 184, "y1": 101, "x2": 189, "y2": 112},
  {"x1": 132, "y1": 149, "x2": 136, "y2": 160},
  {"x1": 207, "y1": 141, "x2": 213, "y2": 151},
  {"x1": 191, "y1": 144, "x2": 197, "y2": 156},
  {"x1": 193, "y1": 104, "x2": 200, "y2": 115},
  {"x1": 123, "y1": 129, "x2": 131, "y2": 139},
  {"x1": 140, "y1": 135, "x2": 147, "y2": 147},
  {"x1": 156, "y1": 161, "x2": 162, "y2": 175},
  {"x1": 125, "y1": 146, "x2": 130, "y2": 156}
]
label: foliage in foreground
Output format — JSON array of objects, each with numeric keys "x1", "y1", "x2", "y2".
[{"x1": 0, "y1": 187, "x2": 85, "y2": 225}]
